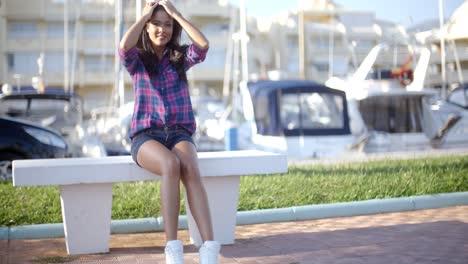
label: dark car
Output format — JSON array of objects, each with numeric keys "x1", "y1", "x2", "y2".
[
  {"x1": 0, "y1": 116, "x2": 68, "y2": 180},
  {"x1": 0, "y1": 87, "x2": 106, "y2": 158}
]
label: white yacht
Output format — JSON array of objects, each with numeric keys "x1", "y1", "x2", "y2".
[{"x1": 326, "y1": 42, "x2": 468, "y2": 153}]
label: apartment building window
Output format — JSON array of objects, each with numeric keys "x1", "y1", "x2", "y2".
[
  {"x1": 44, "y1": 52, "x2": 74, "y2": 73},
  {"x1": 84, "y1": 56, "x2": 113, "y2": 72},
  {"x1": 312, "y1": 62, "x2": 329, "y2": 72},
  {"x1": 201, "y1": 23, "x2": 229, "y2": 37},
  {"x1": 8, "y1": 22, "x2": 39, "y2": 39},
  {"x1": 7, "y1": 52, "x2": 40, "y2": 74},
  {"x1": 314, "y1": 38, "x2": 330, "y2": 49},
  {"x1": 287, "y1": 54, "x2": 299, "y2": 73},
  {"x1": 287, "y1": 38, "x2": 298, "y2": 51},
  {"x1": 353, "y1": 40, "x2": 374, "y2": 52},
  {"x1": 286, "y1": 38, "x2": 299, "y2": 72},
  {"x1": 429, "y1": 64, "x2": 439, "y2": 74},
  {"x1": 332, "y1": 57, "x2": 349, "y2": 77},
  {"x1": 340, "y1": 14, "x2": 374, "y2": 27},
  {"x1": 82, "y1": 23, "x2": 113, "y2": 39},
  {"x1": 122, "y1": 0, "x2": 136, "y2": 8},
  {"x1": 8, "y1": 52, "x2": 74, "y2": 74},
  {"x1": 7, "y1": 54, "x2": 14, "y2": 70},
  {"x1": 47, "y1": 22, "x2": 76, "y2": 39},
  {"x1": 52, "y1": 0, "x2": 102, "y2": 5},
  {"x1": 123, "y1": 23, "x2": 132, "y2": 35},
  {"x1": 201, "y1": 47, "x2": 225, "y2": 68}
]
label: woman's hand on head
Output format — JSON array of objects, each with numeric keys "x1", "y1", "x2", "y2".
[
  {"x1": 142, "y1": 1, "x2": 158, "y2": 21},
  {"x1": 158, "y1": 0, "x2": 180, "y2": 18}
]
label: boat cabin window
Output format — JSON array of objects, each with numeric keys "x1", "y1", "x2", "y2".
[
  {"x1": 280, "y1": 92, "x2": 345, "y2": 130},
  {"x1": 358, "y1": 96, "x2": 424, "y2": 133}
]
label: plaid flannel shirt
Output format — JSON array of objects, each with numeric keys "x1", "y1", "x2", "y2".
[{"x1": 118, "y1": 44, "x2": 208, "y2": 138}]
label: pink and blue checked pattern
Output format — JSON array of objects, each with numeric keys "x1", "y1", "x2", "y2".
[{"x1": 119, "y1": 44, "x2": 208, "y2": 138}]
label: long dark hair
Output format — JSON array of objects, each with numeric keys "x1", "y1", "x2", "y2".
[{"x1": 137, "y1": 5, "x2": 187, "y2": 80}]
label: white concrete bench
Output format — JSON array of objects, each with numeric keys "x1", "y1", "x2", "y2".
[{"x1": 12, "y1": 150, "x2": 287, "y2": 255}]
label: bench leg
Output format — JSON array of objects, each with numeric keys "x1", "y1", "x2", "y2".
[
  {"x1": 185, "y1": 175, "x2": 240, "y2": 246},
  {"x1": 60, "y1": 183, "x2": 113, "y2": 255}
]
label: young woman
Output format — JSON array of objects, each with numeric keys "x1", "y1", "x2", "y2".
[{"x1": 118, "y1": 1, "x2": 219, "y2": 263}]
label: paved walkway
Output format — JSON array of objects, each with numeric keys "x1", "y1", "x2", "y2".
[{"x1": 2, "y1": 206, "x2": 467, "y2": 264}]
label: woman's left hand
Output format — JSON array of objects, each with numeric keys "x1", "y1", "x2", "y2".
[{"x1": 158, "y1": 0, "x2": 180, "y2": 18}]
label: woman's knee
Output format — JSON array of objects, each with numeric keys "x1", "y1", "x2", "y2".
[
  {"x1": 162, "y1": 154, "x2": 181, "y2": 177},
  {"x1": 181, "y1": 164, "x2": 201, "y2": 185}
]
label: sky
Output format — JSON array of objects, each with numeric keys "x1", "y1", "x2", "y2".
[{"x1": 228, "y1": 0, "x2": 465, "y2": 27}]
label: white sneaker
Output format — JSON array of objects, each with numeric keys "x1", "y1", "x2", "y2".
[
  {"x1": 199, "y1": 240, "x2": 221, "y2": 264},
  {"x1": 165, "y1": 240, "x2": 184, "y2": 264}
]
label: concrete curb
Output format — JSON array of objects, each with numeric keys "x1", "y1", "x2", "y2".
[{"x1": 1, "y1": 192, "x2": 467, "y2": 240}]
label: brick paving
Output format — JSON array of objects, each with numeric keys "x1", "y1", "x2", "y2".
[{"x1": 2, "y1": 206, "x2": 467, "y2": 264}]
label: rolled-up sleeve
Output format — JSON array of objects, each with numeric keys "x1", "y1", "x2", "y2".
[
  {"x1": 184, "y1": 44, "x2": 208, "y2": 71},
  {"x1": 118, "y1": 47, "x2": 141, "y2": 75}
]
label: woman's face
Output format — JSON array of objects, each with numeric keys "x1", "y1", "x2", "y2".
[{"x1": 146, "y1": 9, "x2": 173, "y2": 47}]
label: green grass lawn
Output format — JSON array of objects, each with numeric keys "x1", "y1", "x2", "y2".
[{"x1": 1, "y1": 155, "x2": 467, "y2": 227}]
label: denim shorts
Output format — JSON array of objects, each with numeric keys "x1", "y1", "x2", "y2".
[{"x1": 130, "y1": 125, "x2": 195, "y2": 166}]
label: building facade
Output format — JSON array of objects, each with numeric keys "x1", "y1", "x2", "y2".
[
  {"x1": 263, "y1": 0, "x2": 413, "y2": 83},
  {"x1": 0, "y1": 0, "x2": 238, "y2": 111},
  {"x1": 2, "y1": 0, "x2": 461, "y2": 113}
]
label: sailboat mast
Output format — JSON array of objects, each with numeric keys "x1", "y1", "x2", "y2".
[
  {"x1": 222, "y1": 8, "x2": 237, "y2": 104},
  {"x1": 136, "y1": 0, "x2": 142, "y2": 20},
  {"x1": 298, "y1": 10, "x2": 306, "y2": 80},
  {"x1": 449, "y1": 40, "x2": 464, "y2": 84},
  {"x1": 239, "y1": 0, "x2": 249, "y2": 82},
  {"x1": 439, "y1": 0, "x2": 447, "y2": 99},
  {"x1": 64, "y1": 0, "x2": 69, "y2": 92},
  {"x1": 70, "y1": 2, "x2": 82, "y2": 94},
  {"x1": 114, "y1": 0, "x2": 124, "y2": 107},
  {"x1": 328, "y1": 21, "x2": 335, "y2": 79}
]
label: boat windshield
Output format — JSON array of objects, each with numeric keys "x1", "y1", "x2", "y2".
[
  {"x1": 280, "y1": 92, "x2": 345, "y2": 130},
  {"x1": 280, "y1": 93, "x2": 344, "y2": 130},
  {"x1": 0, "y1": 97, "x2": 82, "y2": 130},
  {"x1": 247, "y1": 80, "x2": 351, "y2": 136}
]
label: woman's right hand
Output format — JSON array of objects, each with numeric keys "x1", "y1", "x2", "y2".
[
  {"x1": 142, "y1": 1, "x2": 158, "y2": 21},
  {"x1": 120, "y1": 0, "x2": 159, "y2": 50}
]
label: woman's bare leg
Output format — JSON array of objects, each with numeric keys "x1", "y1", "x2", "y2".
[
  {"x1": 137, "y1": 140, "x2": 181, "y2": 241},
  {"x1": 172, "y1": 141, "x2": 214, "y2": 242}
]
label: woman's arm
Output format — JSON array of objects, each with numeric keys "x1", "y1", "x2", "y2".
[
  {"x1": 119, "y1": 2, "x2": 158, "y2": 51},
  {"x1": 159, "y1": 0, "x2": 209, "y2": 50}
]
